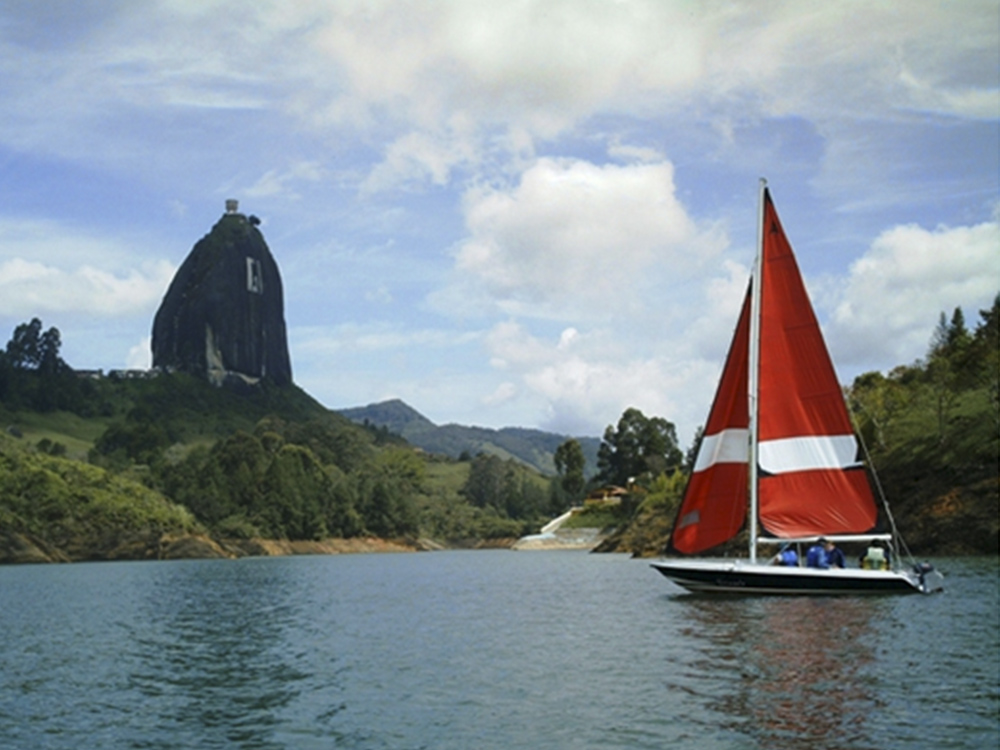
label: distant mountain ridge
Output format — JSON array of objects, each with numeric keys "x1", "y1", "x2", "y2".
[{"x1": 338, "y1": 399, "x2": 601, "y2": 476}]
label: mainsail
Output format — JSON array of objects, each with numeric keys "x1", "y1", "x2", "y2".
[
  {"x1": 755, "y1": 190, "x2": 877, "y2": 537},
  {"x1": 670, "y1": 188, "x2": 877, "y2": 555}
]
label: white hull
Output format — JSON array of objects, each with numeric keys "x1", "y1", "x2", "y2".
[{"x1": 651, "y1": 559, "x2": 944, "y2": 595}]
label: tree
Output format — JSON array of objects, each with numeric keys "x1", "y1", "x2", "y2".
[
  {"x1": 0, "y1": 318, "x2": 86, "y2": 412},
  {"x1": 553, "y1": 439, "x2": 586, "y2": 504},
  {"x1": 596, "y1": 407, "x2": 683, "y2": 487},
  {"x1": 462, "y1": 454, "x2": 508, "y2": 511},
  {"x1": 928, "y1": 311, "x2": 949, "y2": 359},
  {"x1": 946, "y1": 307, "x2": 971, "y2": 350},
  {"x1": 461, "y1": 453, "x2": 547, "y2": 521},
  {"x1": 926, "y1": 306, "x2": 974, "y2": 444},
  {"x1": 5, "y1": 318, "x2": 44, "y2": 369},
  {"x1": 258, "y1": 444, "x2": 330, "y2": 539},
  {"x1": 848, "y1": 371, "x2": 906, "y2": 451},
  {"x1": 972, "y1": 294, "x2": 1000, "y2": 429},
  {"x1": 38, "y1": 326, "x2": 65, "y2": 374},
  {"x1": 354, "y1": 448, "x2": 422, "y2": 537}
]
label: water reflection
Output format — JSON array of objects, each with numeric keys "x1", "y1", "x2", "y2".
[
  {"x1": 674, "y1": 596, "x2": 883, "y2": 750},
  {"x1": 128, "y1": 559, "x2": 318, "y2": 748}
]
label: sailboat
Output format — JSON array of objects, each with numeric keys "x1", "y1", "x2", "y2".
[{"x1": 651, "y1": 180, "x2": 943, "y2": 595}]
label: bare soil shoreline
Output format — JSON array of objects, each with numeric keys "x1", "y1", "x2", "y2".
[{"x1": 0, "y1": 531, "x2": 526, "y2": 564}]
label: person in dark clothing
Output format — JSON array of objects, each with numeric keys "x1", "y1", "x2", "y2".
[
  {"x1": 806, "y1": 538, "x2": 845, "y2": 569},
  {"x1": 826, "y1": 541, "x2": 846, "y2": 569}
]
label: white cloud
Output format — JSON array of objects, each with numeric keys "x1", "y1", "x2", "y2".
[
  {"x1": 0, "y1": 258, "x2": 175, "y2": 316},
  {"x1": 313, "y1": 1, "x2": 996, "y2": 130},
  {"x1": 482, "y1": 381, "x2": 517, "y2": 407},
  {"x1": 445, "y1": 156, "x2": 724, "y2": 319},
  {"x1": 607, "y1": 141, "x2": 665, "y2": 164},
  {"x1": 293, "y1": 322, "x2": 480, "y2": 357},
  {"x1": 364, "y1": 285, "x2": 393, "y2": 305},
  {"x1": 0, "y1": 217, "x2": 176, "y2": 317},
  {"x1": 126, "y1": 336, "x2": 152, "y2": 369},
  {"x1": 828, "y1": 217, "x2": 999, "y2": 367},
  {"x1": 480, "y1": 319, "x2": 720, "y2": 440},
  {"x1": 361, "y1": 126, "x2": 479, "y2": 193},
  {"x1": 1, "y1": 1, "x2": 992, "y2": 193},
  {"x1": 244, "y1": 161, "x2": 324, "y2": 199},
  {"x1": 307, "y1": 1, "x2": 997, "y2": 187}
]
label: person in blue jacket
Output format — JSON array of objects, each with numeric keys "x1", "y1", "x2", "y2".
[
  {"x1": 807, "y1": 538, "x2": 846, "y2": 569},
  {"x1": 773, "y1": 546, "x2": 799, "y2": 566},
  {"x1": 806, "y1": 539, "x2": 829, "y2": 568}
]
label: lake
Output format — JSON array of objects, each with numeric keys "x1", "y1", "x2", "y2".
[{"x1": 0, "y1": 551, "x2": 996, "y2": 749}]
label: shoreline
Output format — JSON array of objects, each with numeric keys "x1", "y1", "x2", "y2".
[{"x1": 0, "y1": 530, "x2": 523, "y2": 565}]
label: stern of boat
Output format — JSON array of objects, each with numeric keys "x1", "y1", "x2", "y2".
[{"x1": 912, "y1": 562, "x2": 945, "y2": 594}]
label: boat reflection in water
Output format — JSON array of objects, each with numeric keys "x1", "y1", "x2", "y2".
[{"x1": 673, "y1": 596, "x2": 881, "y2": 749}]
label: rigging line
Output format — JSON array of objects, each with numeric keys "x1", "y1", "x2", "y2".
[{"x1": 851, "y1": 408, "x2": 916, "y2": 570}]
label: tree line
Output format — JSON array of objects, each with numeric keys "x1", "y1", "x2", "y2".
[{"x1": 0, "y1": 318, "x2": 101, "y2": 414}]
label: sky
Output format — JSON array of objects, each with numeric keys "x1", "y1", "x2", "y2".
[{"x1": 0, "y1": 0, "x2": 997, "y2": 448}]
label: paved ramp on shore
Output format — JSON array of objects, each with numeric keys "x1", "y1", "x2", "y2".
[
  {"x1": 511, "y1": 527, "x2": 607, "y2": 550},
  {"x1": 513, "y1": 507, "x2": 609, "y2": 550}
]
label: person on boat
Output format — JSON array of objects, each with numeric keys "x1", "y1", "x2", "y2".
[
  {"x1": 773, "y1": 546, "x2": 799, "y2": 566},
  {"x1": 806, "y1": 539, "x2": 829, "y2": 568},
  {"x1": 861, "y1": 542, "x2": 890, "y2": 570},
  {"x1": 826, "y1": 540, "x2": 847, "y2": 569},
  {"x1": 806, "y1": 538, "x2": 845, "y2": 569}
]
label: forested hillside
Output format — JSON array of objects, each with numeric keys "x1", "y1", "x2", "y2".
[
  {"x1": 0, "y1": 319, "x2": 560, "y2": 562},
  {"x1": 847, "y1": 300, "x2": 999, "y2": 554}
]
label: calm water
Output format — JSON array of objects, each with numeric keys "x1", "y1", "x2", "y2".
[{"x1": 0, "y1": 551, "x2": 996, "y2": 749}]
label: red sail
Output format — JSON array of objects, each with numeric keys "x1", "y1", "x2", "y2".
[
  {"x1": 756, "y1": 190, "x2": 877, "y2": 536},
  {"x1": 669, "y1": 288, "x2": 751, "y2": 554}
]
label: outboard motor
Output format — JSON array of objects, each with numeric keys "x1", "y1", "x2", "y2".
[{"x1": 913, "y1": 562, "x2": 945, "y2": 594}]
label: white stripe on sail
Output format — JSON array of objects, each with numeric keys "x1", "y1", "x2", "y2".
[
  {"x1": 693, "y1": 428, "x2": 749, "y2": 473},
  {"x1": 758, "y1": 435, "x2": 860, "y2": 474}
]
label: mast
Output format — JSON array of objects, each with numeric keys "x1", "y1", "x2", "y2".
[{"x1": 747, "y1": 178, "x2": 766, "y2": 562}]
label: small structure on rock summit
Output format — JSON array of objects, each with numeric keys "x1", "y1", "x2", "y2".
[{"x1": 151, "y1": 200, "x2": 292, "y2": 388}]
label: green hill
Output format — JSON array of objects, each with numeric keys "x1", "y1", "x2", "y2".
[
  {"x1": 339, "y1": 399, "x2": 602, "y2": 476},
  {"x1": 0, "y1": 344, "x2": 559, "y2": 560},
  {"x1": 0, "y1": 430, "x2": 202, "y2": 563}
]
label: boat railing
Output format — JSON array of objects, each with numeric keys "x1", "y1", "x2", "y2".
[{"x1": 756, "y1": 533, "x2": 892, "y2": 545}]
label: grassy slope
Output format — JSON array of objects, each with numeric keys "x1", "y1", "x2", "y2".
[
  {"x1": 1, "y1": 406, "x2": 111, "y2": 461},
  {"x1": 0, "y1": 431, "x2": 201, "y2": 561}
]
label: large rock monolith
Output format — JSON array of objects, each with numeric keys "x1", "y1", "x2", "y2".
[{"x1": 151, "y1": 201, "x2": 292, "y2": 387}]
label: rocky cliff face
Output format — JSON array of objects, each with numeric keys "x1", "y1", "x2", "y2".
[{"x1": 152, "y1": 205, "x2": 292, "y2": 387}]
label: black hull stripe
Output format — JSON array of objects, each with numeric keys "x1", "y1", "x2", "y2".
[{"x1": 651, "y1": 563, "x2": 920, "y2": 595}]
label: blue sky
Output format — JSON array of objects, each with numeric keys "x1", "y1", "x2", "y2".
[{"x1": 1, "y1": 0, "x2": 997, "y2": 446}]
